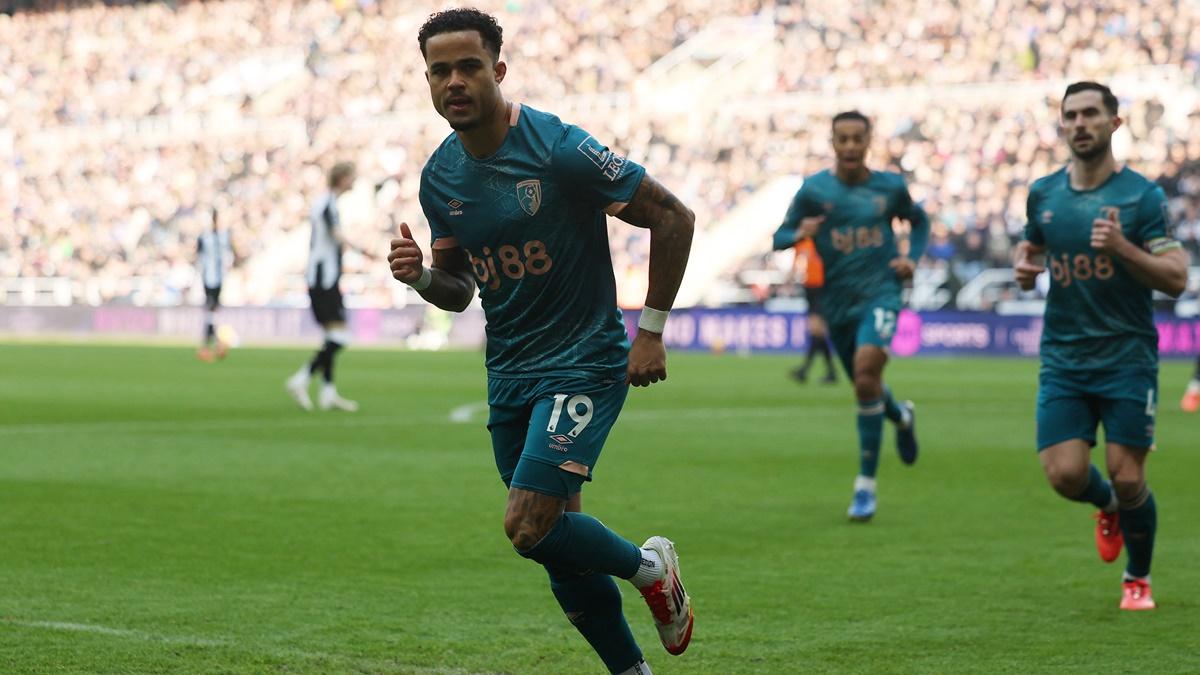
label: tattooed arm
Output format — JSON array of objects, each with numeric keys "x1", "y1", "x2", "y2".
[
  {"x1": 613, "y1": 174, "x2": 695, "y2": 386},
  {"x1": 615, "y1": 174, "x2": 695, "y2": 314}
]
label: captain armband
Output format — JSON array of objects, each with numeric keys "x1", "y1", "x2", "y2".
[{"x1": 1146, "y1": 238, "x2": 1183, "y2": 255}]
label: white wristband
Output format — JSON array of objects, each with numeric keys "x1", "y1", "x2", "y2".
[
  {"x1": 407, "y1": 266, "x2": 432, "y2": 291},
  {"x1": 637, "y1": 306, "x2": 670, "y2": 334}
]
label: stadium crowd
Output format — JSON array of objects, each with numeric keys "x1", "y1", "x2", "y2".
[
  {"x1": 773, "y1": 0, "x2": 1200, "y2": 90},
  {"x1": 2, "y1": 0, "x2": 1199, "y2": 307}
]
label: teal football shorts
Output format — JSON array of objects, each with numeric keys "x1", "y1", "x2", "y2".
[
  {"x1": 1036, "y1": 367, "x2": 1158, "y2": 451},
  {"x1": 487, "y1": 371, "x2": 629, "y2": 499},
  {"x1": 828, "y1": 299, "x2": 901, "y2": 377}
]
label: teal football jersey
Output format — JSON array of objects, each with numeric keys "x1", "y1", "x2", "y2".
[
  {"x1": 419, "y1": 104, "x2": 645, "y2": 378},
  {"x1": 772, "y1": 170, "x2": 929, "y2": 326},
  {"x1": 1024, "y1": 166, "x2": 1179, "y2": 372}
]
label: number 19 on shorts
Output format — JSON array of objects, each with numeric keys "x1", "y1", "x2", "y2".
[{"x1": 547, "y1": 394, "x2": 594, "y2": 438}]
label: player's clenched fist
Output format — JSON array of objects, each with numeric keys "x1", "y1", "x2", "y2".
[
  {"x1": 627, "y1": 331, "x2": 667, "y2": 387},
  {"x1": 1090, "y1": 207, "x2": 1127, "y2": 254},
  {"x1": 888, "y1": 256, "x2": 916, "y2": 281},
  {"x1": 388, "y1": 222, "x2": 425, "y2": 284},
  {"x1": 1012, "y1": 241, "x2": 1045, "y2": 291}
]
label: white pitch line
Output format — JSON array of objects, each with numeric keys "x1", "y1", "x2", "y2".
[
  {"x1": 2, "y1": 619, "x2": 488, "y2": 674},
  {"x1": 621, "y1": 406, "x2": 820, "y2": 421},
  {"x1": 448, "y1": 401, "x2": 489, "y2": 423},
  {"x1": 0, "y1": 415, "x2": 399, "y2": 437},
  {"x1": 0, "y1": 405, "x2": 818, "y2": 438},
  {"x1": 4, "y1": 619, "x2": 225, "y2": 647},
  {"x1": 444, "y1": 401, "x2": 811, "y2": 424}
]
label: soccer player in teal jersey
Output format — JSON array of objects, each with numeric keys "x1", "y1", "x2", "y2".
[
  {"x1": 772, "y1": 111, "x2": 929, "y2": 522},
  {"x1": 1014, "y1": 82, "x2": 1189, "y2": 611},
  {"x1": 387, "y1": 10, "x2": 694, "y2": 673}
]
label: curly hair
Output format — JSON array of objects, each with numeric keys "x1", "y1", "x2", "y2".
[{"x1": 418, "y1": 8, "x2": 503, "y2": 62}]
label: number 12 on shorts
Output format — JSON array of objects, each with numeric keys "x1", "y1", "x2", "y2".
[
  {"x1": 874, "y1": 308, "x2": 897, "y2": 339},
  {"x1": 547, "y1": 394, "x2": 594, "y2": 438}
]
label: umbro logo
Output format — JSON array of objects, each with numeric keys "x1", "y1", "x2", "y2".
[
  {"x1": 550, "y1": 434, "x2": 573, "y2": 445},
  {"x1": 1042, "y1": 210, "x2": 1053, "y2": 224},
  {"x1": 448, "y1": 198, "x2": 464, "y2": 216}
]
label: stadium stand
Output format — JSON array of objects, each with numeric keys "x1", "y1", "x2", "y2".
[{"x1": 2, "y1": 0, "x2": 1198, "y2": 310}]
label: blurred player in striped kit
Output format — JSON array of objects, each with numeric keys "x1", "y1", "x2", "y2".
[
  {"x1": 196, "y1": 206, "x2": 236, "y2": 362},
  {"x1": 286, "y1": 162, "x2": 373, "y2": 412}
]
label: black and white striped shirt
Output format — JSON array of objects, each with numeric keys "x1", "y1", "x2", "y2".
[
  {"x1": 306, "y1": 193, "x2": 342, "y2": 290},
  {"x1": 197, "y1": 229, "x2": 232, "y2": 289}
]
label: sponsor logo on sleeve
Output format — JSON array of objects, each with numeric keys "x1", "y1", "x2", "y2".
[{"x1": 577, "y1": 135, "x2": 628, "y2": 181}]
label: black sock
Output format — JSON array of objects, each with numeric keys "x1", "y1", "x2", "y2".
[
  {"x1": 818, "y1": 338, "x2": 835, "y2": 375},
  {"x1": 323, "y1": 340, "x2": 343, "y2": 383},
  {"x1": 309, "y1": 344, "x2": 332, "y2": 378},
  {"x1": 800, "y1": 340, "x2": 818, "y2": 371},
  {"x1": 1193, "y1": 356, "x2": 1200, "y2": 381}
]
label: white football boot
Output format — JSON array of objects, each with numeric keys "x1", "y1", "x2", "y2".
[
  {"x1": 285, "y1": 371, "x2": 313, "y2": 411},
  {"x1": 318, "y1": 384, "x2": 359, "y2": 412},
  {"x1": 637, "y1": 536, "x2": 694, "y2": 655}
]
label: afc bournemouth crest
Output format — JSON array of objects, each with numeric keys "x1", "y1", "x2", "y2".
[{"x1": 517, "y1": 179, "x2": 542, "y2": 216}]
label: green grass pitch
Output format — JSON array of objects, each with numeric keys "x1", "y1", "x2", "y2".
[{"x1": 1, "y1": 342, "x2": 1198, "y2": 673}]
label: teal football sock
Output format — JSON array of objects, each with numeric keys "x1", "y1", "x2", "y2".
[
  {"x1": 519, "y1": 512, "x2": 642, "y2": 579},
  {"x1": 1068, "y1": 464, "x2": 1116, "y2": 511},
  {"x1": 881, "y1": 385, "x2": 904, "y2": 425},
  {"x1": 547, "y1": 565, "x2": 643, "y2": 674},
  {"x1": 857, "y1": 399, "x2": 885, "y2": 478},
  {"x1": 1119, "y1": 487, "x2": 1156, "y2": 579}
]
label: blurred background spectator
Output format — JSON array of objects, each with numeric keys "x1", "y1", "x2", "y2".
[{"x1": 2, "y1": 0, "x2": 1198, "y2": 309}]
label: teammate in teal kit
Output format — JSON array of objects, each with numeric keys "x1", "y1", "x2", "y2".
[
  {"x1": 387, "y1": 9, "x2": 694, "y2": 673},
  {"x1": 1014, "y1": 82, "x2": 1189, "y2": 611},
  {"x1": 772, "y1": 111, "x2": 929, "y2": 522}
]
